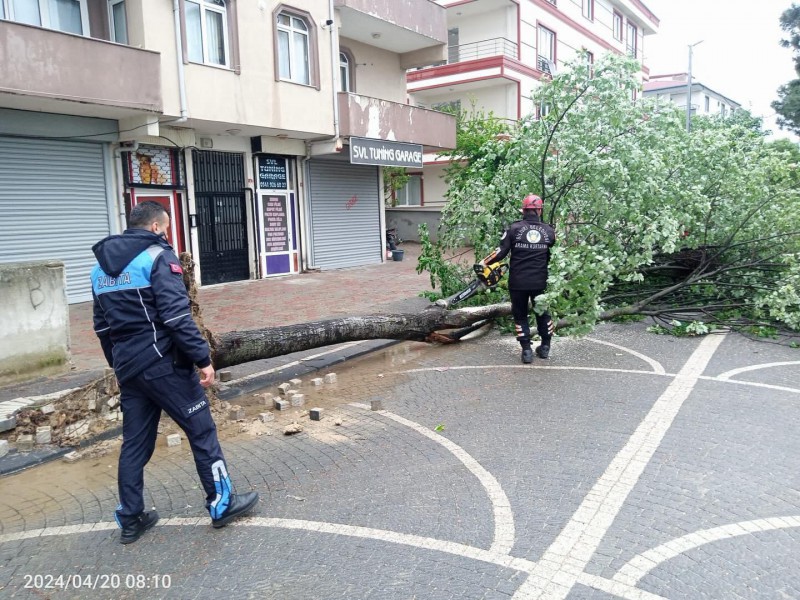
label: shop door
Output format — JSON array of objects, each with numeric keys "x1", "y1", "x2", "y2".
[
  {"x1": 130, "y1": 191, "x2": 185, "y2": 253},
  {"x1": 192, "y1": 151, "x2": 249, "y2": 285},
  {"x1": 257, "y1": 192, "x2": 299, "y2": 277}
]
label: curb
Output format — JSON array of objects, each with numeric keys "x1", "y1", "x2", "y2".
[{"x1": 0, "y1": 339, "x2": 400, "y2": 477}]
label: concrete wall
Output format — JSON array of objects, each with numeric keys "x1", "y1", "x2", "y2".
[
  {"x1": 386, "y1": 207, "x2": 443, "y2": 242},
  {"x1": 0, "y1": 261, "x2": 70, "y2": 382}
]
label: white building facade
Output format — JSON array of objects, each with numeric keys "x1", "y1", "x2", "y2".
[{"x1": 643, "y1": 74, "x2": 741, "y2": 119}]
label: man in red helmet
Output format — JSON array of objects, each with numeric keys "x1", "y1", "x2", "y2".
[{"x1": 480, "y1": 194, "x2": 556, "y2": 363}]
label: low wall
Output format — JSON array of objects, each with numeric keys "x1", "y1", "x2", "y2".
[
  {"x1": 386, "y1": 207, "x2": 443, "y2": 243},
  {"x1": 0, "y1": 261, "x2": 70, "y2": 382}
]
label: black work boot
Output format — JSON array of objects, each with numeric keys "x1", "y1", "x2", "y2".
[
  {"x1": 211, "y1": 492, "x2": 260, "y2": 529},
  {"x1": 120, "y1": 510, "x2": 159, "y2": 545},
  {"x1": 521, "y1": 347, "x2": 534, "y2": 364},
  {"x1": 535, "y1": 345, "x2": 550, "y2": 359}
]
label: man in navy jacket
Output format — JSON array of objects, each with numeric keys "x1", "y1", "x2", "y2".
[
  {"x1": 481, "y1": 194, "x2": 556, "y2": 364},
  {"x1": 92, "y1": 201, "x2": 258, "y2": 544}
]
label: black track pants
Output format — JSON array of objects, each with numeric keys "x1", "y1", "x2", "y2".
[{"x1": 509, "y1": 289, "x2": 552, "y2": 349}]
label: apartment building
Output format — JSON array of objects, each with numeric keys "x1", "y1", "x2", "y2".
[
  {"x1": 643, "y1": 74, "x2": 741, "y2": 118},
  {"x1": 0, "y1": 0, "x2": 455, "y2": 302},
  {"x1": 391, "y1": 0, "x2": 658, "y2": 229}
]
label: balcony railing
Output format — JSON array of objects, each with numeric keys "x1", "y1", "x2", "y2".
[{"x1": 447, "y1": 37, "x2": 517, "y2": 63}]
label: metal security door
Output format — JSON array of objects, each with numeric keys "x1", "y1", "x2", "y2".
[
  {"x1": 307, "y1": 160, "x2": 381, "y2": 270},
  {"x1": 192, "y1": 151, "x2": 249, "y2": 285},
  {"x1": 0, "y1": 136, "x2": 109, "y2": 303}
]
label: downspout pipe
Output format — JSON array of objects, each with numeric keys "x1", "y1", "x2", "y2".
[
  {"x1": 173, "y1": 0, "x2": 189, "y2": 123},
  {"x1": 329, "y1": 0, "x2": 340, "y2": 141}
]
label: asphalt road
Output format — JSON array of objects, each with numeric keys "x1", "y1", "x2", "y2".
[{"x1": 1, "y1": 322, "x2": 799, "y2": 600}]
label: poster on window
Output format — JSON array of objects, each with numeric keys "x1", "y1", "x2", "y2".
[
  {"x1": 126, "y1": 146, "x2": 181, "y2": 187},
  {"x1": 263, "y1": 195, "x2": 289, "y2": 253}
]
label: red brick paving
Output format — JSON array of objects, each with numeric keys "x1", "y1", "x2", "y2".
[{"x1": 69, "y1": 244, "x2": 435, "y2": 372}]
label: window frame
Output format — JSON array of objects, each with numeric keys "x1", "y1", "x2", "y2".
[
  {"x1": 582, "y1": 0, "x2": 593, "y2": 21},
  {"x1": 612, "y1": 11, "x2": 623, "y2": 41},
  {"x1": 184, "y1": 0, "x2": 230, "y2": 68},
  {"x1": 537, "y1": 24, "x2": 556, "y2": 74},
  {"x1": 394, "y1": 174, "x2": 424, "y2": 207},
  {"x1": 4, "y1": 0, "x2": 90, "y2": 35},
  {"x1": 339, "y1": 47, "x2": 356, "y2": 93},
  {"x1": 108, "y1": 0, "x2": 128, "y2": 44},
  {"x1": 626, "y1": 21, "x2": 637, "y2": 58},
  {"x1": 273, "y1": 5, "x2": 319, "y2": 89}
]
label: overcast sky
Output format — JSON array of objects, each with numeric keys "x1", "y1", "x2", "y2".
[{"x1": 643, "y1": 0, "x2": 798, "y2": 140}]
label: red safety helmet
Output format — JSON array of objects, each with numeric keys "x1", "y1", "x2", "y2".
[{"x1": 521, "y1": 194, "x2": 543, "y2": 211}]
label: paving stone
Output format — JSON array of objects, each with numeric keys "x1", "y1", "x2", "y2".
[
  {"x1": 229, "y1": 407, "x2": 246, "y2": 420},
  {"x1": 370, "y1": 399, "x2": 383, "y2": 411},
  {"x1": 290, "y1": 394, "x2": 305, "y2": 407},
  {"x1": 15, "y1": 434, "x2": 34, "y2": 452},
  {"x1": 258, "y1": 412, "x2": 274, "y2": 423},
  {"x1": 62, "y1": 451, "x2": 81, "y2": 463},
  {"x1": 87, "y1": 397, "x2": 97, "y2": 411},
  {"x1": 107, "y1": 395, "x2": 119, "y2": 409},
  {"x1": 310, "y1": 408, "x2": 323, "y2": 421},
  {"x1": 0, "y1": 440, "x2": 8, "y2": 458},
  {"x1": 310, "y1": 377, "x2": 324, "y2": 387},
  {"x1": 0, "y1": 416, "x2": 16, "y2": 433},
  {"x1": 64, "y1": 419, "x2": 89, "y2": 438},
  {"x1": 259, "y1": 394, "x2": 274, "y2": 406},
  {"x1": 166, "y1": 433, "x2": 181, "y2": 447},
  {"x1": 289, "y1": 378, "x2": 303, "y2": 388},
  {"x1": 40, "y1": 403, "x2": 56, "y2": 415},
  {"x1": 278, "y1": 382, "x2": 291, "y2": 395},
  {"x1": 274, "y1": 399, "x2": 289, "y2": 411},
  {"x1": 324, "y1": 373, "x2": 338, "y2": 384},
  {"x1": 35, "y1": 426, "x2": 52, "y2": 445},
  {"x1": 219, "y1": 370, "x2": 233, "y2": 382}
]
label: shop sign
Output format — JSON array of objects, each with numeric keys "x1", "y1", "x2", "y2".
[
  {"x1": 349, "y1": 137, "x2": 423, "y2": 168},
  {"x1": 258, "y1": 155, "x2": 288, "y2": 190},
  {"x1": 263, "y1": 195, "x2": 289, "y2": 253}
]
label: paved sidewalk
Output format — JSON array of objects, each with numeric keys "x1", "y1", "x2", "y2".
[{"x1": 1, "y1": 243, "x2": 439, "y2": 401}]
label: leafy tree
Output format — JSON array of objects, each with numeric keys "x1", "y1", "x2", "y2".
[
  {"x1": 420, "y1": 54, "x2": 800, "y2": 335},
  {"x1": 773, "y1": 4, "x2": 800, "y2": 134}
]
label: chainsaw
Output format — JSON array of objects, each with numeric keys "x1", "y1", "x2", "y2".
[{"x1": 435, "y1": 262, "x2": 508, "y2": 309}]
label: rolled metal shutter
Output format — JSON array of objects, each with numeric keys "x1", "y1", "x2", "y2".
[
  {"x1": 307, "y1": 160, "x2": 381, "y2": 269},
  {"x1": 0, "y1": 137, "x2": 109, "y2": 303}
]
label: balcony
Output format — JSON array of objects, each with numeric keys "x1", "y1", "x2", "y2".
[
  {"x1": 335, "y1": 0, "x2": 448, "y2": 68},
  {"x1": 338, "y1": 92, "x2": 456, "y2": 151},
  {"x1": 448, "y1": 37, "x2": 517, "y2": 63},
  {"x1": 0, "y1": 21, "x2": 162, "y2": 119}
]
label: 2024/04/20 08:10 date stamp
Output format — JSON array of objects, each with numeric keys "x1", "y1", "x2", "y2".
[{"x1": 21, "y1": 573, "x2": 172, "y2": 591}]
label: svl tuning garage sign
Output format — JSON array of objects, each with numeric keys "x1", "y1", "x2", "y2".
[{"x1": 349, "y1": 137, "x2": 423, "y2": 168}]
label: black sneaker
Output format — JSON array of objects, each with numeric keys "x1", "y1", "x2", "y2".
[
  {"x1": 211, "y1": 492, "x2": 259, "y2": 529},
  {"x1": 120, "y1": 510, "x2": 159, "y2": 545},
  {"x1": 535, "y1": 345, "x2": 550, "y2": 359},
  {"x1": 521, "y1": 347, "x2": 533, "y2": 364}
]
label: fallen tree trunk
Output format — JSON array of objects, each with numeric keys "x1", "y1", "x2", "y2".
[{"x1": 212, "y1": 304, "x2": 513, "y2": 368}]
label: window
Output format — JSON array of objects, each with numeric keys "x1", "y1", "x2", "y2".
[
  {"x1": 339, "y1": 51, "x2": 351, "y2": 92},
  {"x1": 395, "y1": 175, "x2": 422, "y2": 207},
  {"x1": 108, "y1": 0, "x2": 127, "y2": 44},
  {"x1": 704, "y1": 95, "x2": 710, "y2": 112},
  {"x1": 626, "y1": 22, "x2": 637, "y2": 57},
  {"x1": 432, "y1": 99, "x2": 461, "y2": 114},
  {"x1": 277, "y1": 11, "x2": 310, "y2": 84},
  {"x1": 584, "y1": 49, "x2": 594, "y2": 76},
  {"x1": 613, "y1": 11, "x2": 623, "y2": 41},
  {"x1": 537, "y1": 25, "x2": 555, "y2": 74},
  {"x1": 582, "y1": 0, "x2": 593, "y2": 21},
  {"x1": 447, "y1": 27, "x2": 459, "y2": 63},
  {"x1": 545, "y1": 0, "x2": 556, "y2": 4},
  {"x1": 186, "y1": 0, "x2": 229, "y2": 67},
  {"x1": 720, "y1": 104, "x2": 727, "y2": 117},
  {"x1": 3, "y1": 0, "x2": 89, "y2": 34}
]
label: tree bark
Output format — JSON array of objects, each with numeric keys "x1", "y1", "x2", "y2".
[{"x1": 212, "y1": 304, "x2": 513, "y2": 368}]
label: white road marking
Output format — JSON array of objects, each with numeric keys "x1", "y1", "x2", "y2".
[
  {"x1": 613, "y1": 515, "x2": 800, "y2": 586},
  {"x1": 349, "y1": 402, "x2": 516, "y2": 555},
  {"x1": 585, "y1": 338, "x2": 666, "y2": 375},
  {"x1": 577, "y1": 573, "x2": 670, "y2": 600},
  {"x1": 716, "y1": 361, "x2": 800, "y2": 381},
  {"x1": 699, "y1": 376, "x2": 800, "y2": 396},
  {"x1": 0, "y1": 517, "x2": 536, "y2": 573},
  {"x1": 400, "y1": 365, "x2": 669, "y2": 377},
  {"x1": 511, "y1": 333, "x2": 727, "y2": 600},
  {"x1": 226, "y1": 342, "x2": 364, "y2": 384}
]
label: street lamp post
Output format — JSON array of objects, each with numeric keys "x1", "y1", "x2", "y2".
[{"x1": 686, "y1": 40, "x2": 703, "y2": 132}]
